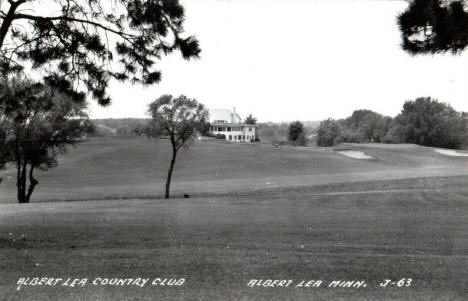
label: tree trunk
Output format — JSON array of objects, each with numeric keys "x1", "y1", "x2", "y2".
[
  {"x1": 16, "y1": 163, "x2": 38, "y2": 203},
  {"x1": 25, "y1": 164, "x2": 38, "y2": 203},
  {"x1": 165, "y1": 149, "x2": 177, "y2": 199},
  {"x1": 17, "y1": 162, "x2": 27, "y2": 203}
]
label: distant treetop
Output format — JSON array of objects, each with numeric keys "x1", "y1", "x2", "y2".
[{"x1": 244, "y1": 114, "x2": 257, "y2": 125}]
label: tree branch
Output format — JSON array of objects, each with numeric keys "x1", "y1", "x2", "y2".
[
  {"x1": 13, "y1": 13, "x2": 137, "y2": 40},
  {"x1": 0, "y1": 0, "x2": 27, "y2": 48}
]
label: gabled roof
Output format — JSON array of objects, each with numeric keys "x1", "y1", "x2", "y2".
[{"x1": 209, "y1": 109, "x2": 242, "y2": 123}]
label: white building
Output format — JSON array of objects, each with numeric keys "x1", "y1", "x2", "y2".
[{"x1": 209, "y1": 108, "x2": 257, "y2": 142}]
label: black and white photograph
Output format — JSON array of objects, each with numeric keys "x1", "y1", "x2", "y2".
[{"x1": 1, "y1": 0, "x2": 468, "y2": 300}]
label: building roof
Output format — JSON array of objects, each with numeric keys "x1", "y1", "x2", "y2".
[
  {"x1": 211, "y1": 122, "x2": 257, "y2": 127},
  {"x1": 209, "y1": 108, "x2": 242, "y2": 123}
]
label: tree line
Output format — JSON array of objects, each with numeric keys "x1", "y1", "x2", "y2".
[
  {"x1": 317, "y1": 97, "x2": 468, "y2": 149},
  {"x1": 86, "y1": 118, "x2": 150, "y2": 137},
  {"x1": 256, "y1": 121, "x2": 319, "y2": 144}
]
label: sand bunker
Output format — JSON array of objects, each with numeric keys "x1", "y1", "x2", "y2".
[
  {"x1": 434, "y1": 149, "x2": 468, "y2": 157},
  {"x1": 336, "y1": 150, "x2": 374, "y2": 160}
]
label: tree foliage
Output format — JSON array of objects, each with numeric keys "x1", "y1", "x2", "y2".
[
  {"x1": 0, "y1": 0, "x2": 200, "y2": 105},
  {"x1": 0, "y1": 77, "x2": 88, "y2": 202},
  {"x1": 317, "y1": 118, "x2": 341, "y2": 147},
  {"x1": 398, "y1": 0, "x2": 468, "y2": 54},
  {"x1": 198, "y1": 120, "x2": 211, "y2": 136},
  {"x1": 317, "y1": 110, "x2": 393, "y2": 146},
  {"x1": 147, "y1": 94, "x2": 208, "y2": 199},
  {"x1": 288, "y1": 121, "x2": 307, "y2": 146},
  {"x1": 339, "y1": 110, "x2": 392, "y2": 143},
  {"x1": 257, "y1": 122, "x2": 289, "y2": 143},
  {"x1": 317, "y1": 100, "x2": 467, "y2": 149},
  {"x1": 244, "y1": 114, "x2": 257, "y2": 125},
  {"x1": 392, "y1": 97, "x2": 467, "y2": 149}
]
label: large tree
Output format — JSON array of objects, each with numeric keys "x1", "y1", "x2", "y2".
[
  {"x1": 0, "y1": 0, "x2": 200, "y2": 105},
  {"x1": 398, "y1": 0, "x2": 468, "y2": 54},
  {"x1": 391, "y1": 97, "x2": 467, "y2": 149},
  {"x1": 1, "y1": 77, "x2": 88, "y2": 203},
  {"x1": 148, "y1": 95, "x2": 208, "y2": 199}
]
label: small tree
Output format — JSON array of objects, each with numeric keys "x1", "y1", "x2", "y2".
[
  {"x1": 288, "y1": 121, "x2": 306, "y2": 146},
  {"x1": 148, "y1": 95, "x2": 208, "y2": 199},
  {"x1": 317, "y1": 118, "x2": 342, "y2": 147},
  {"x1": 1, "y1": 77, "x2": 88, "y2": 203},
  {"x1": 244, "y1": 114, "x2": 257, "y2": 125}
]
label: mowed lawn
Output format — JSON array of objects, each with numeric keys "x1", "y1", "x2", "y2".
[
  {"x1": 1, "y1": 137, "x2": 468, "y2": 300},
  {"x1": 1, "y1": 188, "x2": 468, "y2": 300},
  {"x1": 1, "y1": 136, "x2": 468, "y2": 202}
]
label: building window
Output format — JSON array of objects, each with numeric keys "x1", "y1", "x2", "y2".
[
  {"x1": 229, "y1": 135, "x2": 232, "y2": 140},
  {"x1": 227, "y1": 127, "x2": 231, "y2": 132}
]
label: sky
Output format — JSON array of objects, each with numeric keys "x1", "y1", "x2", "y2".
[{"x1": 89, "y1": 0, "x2": 468, "y2": 122}]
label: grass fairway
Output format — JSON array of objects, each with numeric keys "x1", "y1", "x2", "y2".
[
  {"x1": 1, "y1": 137, "x2": 468, "y2": 300},
  {"x1": 1, "y1": 137, "x2": 468, "y2": 202}
]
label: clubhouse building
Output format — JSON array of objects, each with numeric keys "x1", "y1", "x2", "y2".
[{"x1": 209, "y1": 108, "x2": 257, "y2": 142}]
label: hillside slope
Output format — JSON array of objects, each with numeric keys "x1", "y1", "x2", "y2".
[{"x1": 1, "y1": 137, "x2": 467, "y2": 203}]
